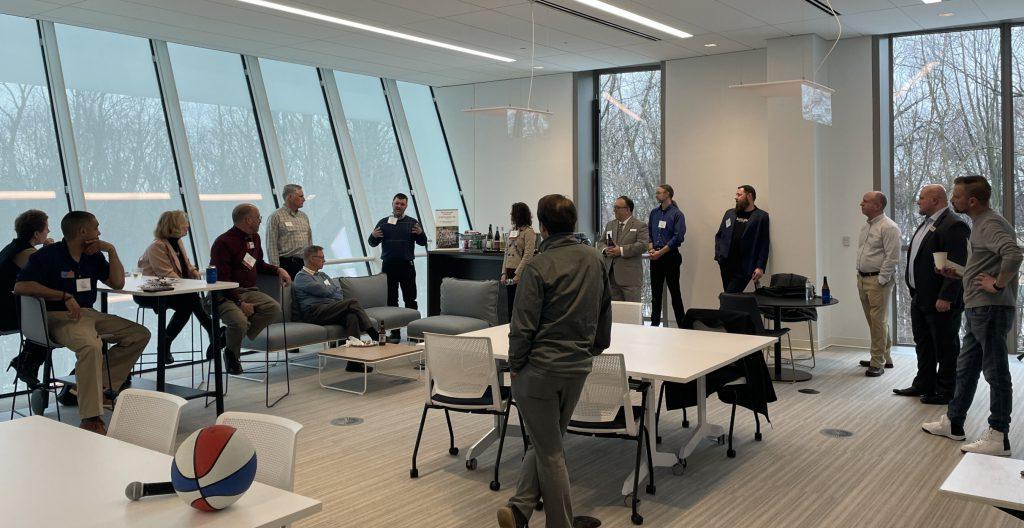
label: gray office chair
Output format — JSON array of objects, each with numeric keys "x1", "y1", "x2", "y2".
[{"x1": 11, "y1": 296, "x2": 66, "y2": 420}]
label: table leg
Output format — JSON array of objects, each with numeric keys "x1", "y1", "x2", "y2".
[
  {"x1": 211, "y1": 292, "x2": 224, "y2": 415},
  {"x1": 156, "y1": 297, "x2": 166, "y2": 392},
  {"x1": 770, "y1": 307, "x2": 812, "y2": 382},
  {"x1": 466, "y1": 414, "x2": 522, "y2": 463}
]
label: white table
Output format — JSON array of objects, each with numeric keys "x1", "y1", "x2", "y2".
[
  {"x1": 460, "y1": 323, "x2": 775, "y2": 494},
  {"x1": 940, "y1": 452, "x2": 1024, "y2": 520},
  {"x1": 99, "y1": 277, "x2": 239, "y2": 414},
  {"x1": 0, "y1": 416, "x2": 321, "y2": 527}
]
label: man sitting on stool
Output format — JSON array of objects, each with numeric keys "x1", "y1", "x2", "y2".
[{"x1": 293, "y1": 245, "x2": 379, "y2": 372}]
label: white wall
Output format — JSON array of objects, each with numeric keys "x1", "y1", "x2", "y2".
[
  {"x1": 664, "y1": 37, "x2": 874, "y2": 348},
  {"x1": 434, "y1": 74, "x2": 574, "y2": 232}
]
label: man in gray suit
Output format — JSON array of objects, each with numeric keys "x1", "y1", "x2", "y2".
[{"x1": 595, "y1": 196, "x2": 650, "y2": 302}]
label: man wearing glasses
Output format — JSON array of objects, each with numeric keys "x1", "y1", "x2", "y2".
[{"x1": 595, "y1": 196, "x2": 650, "y2": 302}]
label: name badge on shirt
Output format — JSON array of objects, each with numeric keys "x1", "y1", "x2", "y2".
[
  {"x1": 247, "y1": 241, "x2": 255, "y2": 249},
  {"x1": 75, "y1": 278, "x2": 91, "y2": 292},
  {"x1": 284, "y1": 221, "x2": 294, "y2": 227},
  {"x1": 606, "y1": 230, "x2": 613, "y2": 238},
  {"x1": 323, "y1": 278, "x2": 331, "y2": 286},
  {"x1": 243, "y1": 253, "x2": 256, "y2": 269},
  {"x1": 509, "y1": 230, "x2": 519, "y2": 238},
  {"x1": 928, "y1": 225, "x2": 937, "y2": 233},
  {"x1": 629, "y1": 228, "x2": 637, "y2": 232},
  {"x1": 658, "y1": 220, "x2": 667, "y2": 229},
  {"x1": 60, "y1": 271, "x2": 75, "y2": 279},
  {"x1": 387, "y1": 216, "x2": 398, "y2": 225},
  {"x1": 726, "y1": 219, "x2": 732, "y2": 228}
]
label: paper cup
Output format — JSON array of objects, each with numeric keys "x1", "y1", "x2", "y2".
[{"x1": 933, "y1": 252, "x2": 948, "y2": 270}]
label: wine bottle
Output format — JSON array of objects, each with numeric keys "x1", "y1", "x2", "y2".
[
  {"x1": 487, "y1": 224, "x2": 493, "y2": 251},
  {"x1": 821, "y1": 276, "x2": 831, "y2": 304}
]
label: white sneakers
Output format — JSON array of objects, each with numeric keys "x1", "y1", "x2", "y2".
[
  {"x1": 921, "y1": 416, "x2": 1011, "y2": 456},
  {"x1": 961, "y1": 428, "x2": 1011, "y2": 457},
  {"x1": 921, "y1": 415, "x2": 965, "y2": 441}
]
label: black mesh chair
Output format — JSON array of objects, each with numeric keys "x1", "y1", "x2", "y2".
[
  {"x1": 10, "y1": 296, "x2": 74, "y2": 420},
  {"x1": 720, "y1": 293, "x2": 795, "y2": 380}
]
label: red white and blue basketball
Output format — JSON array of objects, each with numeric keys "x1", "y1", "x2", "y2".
[{"x1": 171, "y1": 425, "x2": 258, "y2": 511}]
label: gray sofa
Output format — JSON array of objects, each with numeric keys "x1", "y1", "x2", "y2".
[
  {"x1": 335, "y1": 273, "x2": 422, "y2": 338},
  {"x1": 406, "y1": 278, "x2": 499, "y2": 339}
]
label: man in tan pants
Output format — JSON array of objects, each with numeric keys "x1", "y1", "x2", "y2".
[
  {"x1": 15, "y1": 211, "x2": 149, "y2": 434},
  {"x1": 856, "y1": 192, "x2": 901, "y2": 377}
]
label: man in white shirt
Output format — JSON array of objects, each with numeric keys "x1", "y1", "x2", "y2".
[{"x1": 856, "y1": 191, "x2": 901, "y2": 377}]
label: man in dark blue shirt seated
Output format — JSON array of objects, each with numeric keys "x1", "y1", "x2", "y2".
[
  {"x1": 292, "y1": 245, "x2": 379, "y2": 372},
  {"x1": 367, "y1": 193, "x2": 427, "y2": 342},
  {"x1": 14, "y1": 211, "x2": 150, "y2": 435}
]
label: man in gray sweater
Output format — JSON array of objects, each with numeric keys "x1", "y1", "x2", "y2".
[
  {"x1": 293, "y1": 245, "x2": 379, "y2": 371},
  {"x1": 923, "y1": 175, "x2": 1023, "y2": 456},
  {"x1": 497, "y1": 195, "x2": 612, "y2": 528}
]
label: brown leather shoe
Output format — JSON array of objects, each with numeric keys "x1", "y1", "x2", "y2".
[{"x1": 79, "y1": 417, "x2": 107, "y2": 435}]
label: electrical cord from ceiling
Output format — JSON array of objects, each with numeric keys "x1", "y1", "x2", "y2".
[{"x1": 812, "y1": 0, "x2": 841, "y2": 81}]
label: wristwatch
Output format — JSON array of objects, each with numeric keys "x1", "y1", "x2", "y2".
[{"x1": 993, "y1": 283, "x2": 1004, "y2": 292}]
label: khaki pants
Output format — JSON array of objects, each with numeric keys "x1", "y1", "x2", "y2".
[
  {"x1": 857, "y1": 275, "x2": 893, "y2": 368},
  {"x1": 47, "y1": 308, "x2": 150, "y2": 420},
  {"x1": 217, "y1": 288, "x2": 279, "y2": 361}
]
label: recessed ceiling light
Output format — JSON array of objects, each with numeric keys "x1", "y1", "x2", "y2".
[
  {"x1": 237, "y1": 0, "x2": 515, "y2": 63},
  {"x1": 571, "y1": 0, "x2": 692, "y2": 39},
  {"x1": 921, "y1": 0, "x2": 942, "y2": 4},
  {"x1": 938, "y1": 12, "x2": 954, "y2": 17},
  {"x1": 704, "y1": 43, "x2": 718, "y2": 47}
]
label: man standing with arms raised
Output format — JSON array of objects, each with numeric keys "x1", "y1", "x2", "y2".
[
  {"x1": 368, "y1": 193, "x2": 428, "y2": 342},
  {"x1": 893, "y1": 184, "x2": 969, "y2": 404},
  {"x1": 923, "y1": 175, "x2": 1022, "y2": 456},
  {"x1": 497, "y1": 195, "x2": 611, "y2": 528}
]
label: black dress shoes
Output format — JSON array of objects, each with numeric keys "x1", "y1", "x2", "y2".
[
  {"x1": 921, "y1": 394, "x2": 952, "y2": 405},
  {"x1": 225, "y1": 354, "x2": 243, "y2": 375},
  {"x1": 865, "y1": 366, "x2": 884, "y2": 377},
  {"x1": 893, "y1": 386, "x2": 924, "y2": 397},
  {"x1": 860, "y1": 360, "x2": 893, "y2": 369}
]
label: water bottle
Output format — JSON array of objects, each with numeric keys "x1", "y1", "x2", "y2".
[
  {"x1": 205, "y1": 265, "x2": 217, "y2": 284},
  {"x1": 805, "y1": 280, "x2": 813, "y2": 302},
  {"x1": 821, "y1": 276, "x2": 831, "y2": 304}
]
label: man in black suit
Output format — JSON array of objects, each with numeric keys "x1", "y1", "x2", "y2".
[
  {"x1": 714, "y1": 185, "x2": 770, "y2": 293},
  {"x1": 893, "y1": 184, "x2": 970, "y2": 404}
]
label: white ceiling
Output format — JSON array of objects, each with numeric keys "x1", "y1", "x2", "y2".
[{"x1": 3, "y1": 0, "x2": 1023, "y2": 86}]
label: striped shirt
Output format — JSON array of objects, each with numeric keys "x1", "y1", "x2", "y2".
[{"x1": 266, "y1": 206, "x2": 312, "y2": 265}]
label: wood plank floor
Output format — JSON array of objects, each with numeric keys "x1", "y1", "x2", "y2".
[{"x1": 11, "y1": 345, "x2": 1024, "y2": 527}]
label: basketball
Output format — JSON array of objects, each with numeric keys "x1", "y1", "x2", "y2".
[{"x1": 171, "y1": 425, "x2": 258, "y2": 511}]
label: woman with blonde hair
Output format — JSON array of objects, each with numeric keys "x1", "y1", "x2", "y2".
[{"x1": 136, "y1": 211, "x2": 222, "y2": 364}]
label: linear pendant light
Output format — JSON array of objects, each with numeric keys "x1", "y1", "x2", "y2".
[
  {"x1": 237, "y1": 0, "x2": 515, "y2": 63},
  {"x1": 571, "y1": 0, "x2": 692, "y2": 39}
]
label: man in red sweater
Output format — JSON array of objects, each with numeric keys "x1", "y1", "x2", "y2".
[{"x1": 210, "y1": 204, "x2": 291, "y2": 374}]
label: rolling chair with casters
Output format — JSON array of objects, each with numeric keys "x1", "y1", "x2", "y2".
[
  {"x1": 410, "y1": 333, "x2": 522, "y2": 492},
  {"x1": 713, "y1": 350, "x2": 775, "y2": 458},
  {"x1": 567, "y1": 354, "x2": 653, "y2": 525},
  {"x1": 719, "y1": 293, "x2": 794, "y2": 379}
]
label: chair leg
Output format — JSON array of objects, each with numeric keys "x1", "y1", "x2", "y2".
[
  {"x1": 410, "y1": 405, "x2": 429, "y2": 478},
  {"x1": 515, "y1": 404, "x2": 530, "y2": 454},
  {"x1": 726, "y1": 402, "x2": 737, "y2": 458},
  {"x1": 655, "y1": 383, "x2": 665, "y2": 442},
  {"x1": 10, "y1": 376, "x2": 19, "y2": 420},
  {"x1": 644, "y1": 426, "x2": 655, "y2": 495},
  {"x1": 682, "y1": 407, "x2": 689, "y2": 429},
  {"x1": 807, "y1": 321, "x2": 816, "y2": 369},
  {"x1": 443, "y1": 409, "x2": 457, "y2": 455},
  {"x1": 754, "y1": 411, "x2": 762, "y2": 441},
  {"x1": 631, "y1": 416, "x2": 644, "y2": 525},
  {"x1": 491, "y1": 406, "x2": 512, "y2": 491}
]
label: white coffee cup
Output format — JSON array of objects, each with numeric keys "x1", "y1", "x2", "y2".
[{"x1": 933, "y1": 252, "x2": 948, "y2": 270}]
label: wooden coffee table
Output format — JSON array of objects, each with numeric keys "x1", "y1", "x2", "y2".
[{"x1": 317, "y1": 343, "x2": 424, "y2": 395}]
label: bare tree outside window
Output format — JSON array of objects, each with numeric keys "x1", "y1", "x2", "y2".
[
  {"x1": 1013, "y1": 26, "x2": 1024, "y2": 354},
  {"x1": 891, "y1": 29, "x2": 1002, "y2": 345},
  {"x1": 598, "y1": 69, "x2": 661, "y2": 317}
]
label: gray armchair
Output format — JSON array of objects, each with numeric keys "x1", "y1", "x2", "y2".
[
  {"x1": 335, "y1": 273, "x2": 421, "y2": 337},
  {"x1": 407, "y1": 278, "x2": 498, "y2": 340}
]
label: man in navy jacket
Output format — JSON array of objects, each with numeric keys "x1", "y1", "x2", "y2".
[{"x1": 714, "y1": 185, "x2": 770, "y2": 293}]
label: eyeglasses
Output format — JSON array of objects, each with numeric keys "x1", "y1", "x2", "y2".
[{"x1": 613, "y1": 205, "x2": 629, "y2": 210}]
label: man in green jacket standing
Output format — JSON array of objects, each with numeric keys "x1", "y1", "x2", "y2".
[{"x1": 497, "y1": 194, "x2": 612, "y2": 528}]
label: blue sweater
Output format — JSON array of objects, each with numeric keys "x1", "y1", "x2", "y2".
[
  {"x1": 367, "y1": 215, "x2": 428, "y2": 263},
  {"x1": 648, "y1": 203, "x2": 686, "y2": 250},
  {"x1": 292, "y1": 269, "x2": 343, "y2": 313}
]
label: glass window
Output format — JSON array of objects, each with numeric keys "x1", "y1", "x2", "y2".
[
  {"x1": 890, "y1": 28, "x2": 1002, "y2": 344},
  {"x1": 334, "y1": 72, "x2": 417, "y2": 222},
  {"x1": 56, "y1": 24, "x2": 192, "y2": 365},
  {"x1": 166, "y1": 43, "x2": 276, "y2": 246},
  {"x1": 598, "y1": 69, "x2": 662, "y2": 317},
  {"x1": 260, "y1": 59, "x2": 364, "y2": 274},
  {"x1": 1012, "y1": 25, "x2": 1023, "y2": 354},
  {"x1": 0, "y1": 14, "x2": 68, "y2": 393},
  {"x1": 396, "y1": 81, "x2": 469, "y2": 232}
]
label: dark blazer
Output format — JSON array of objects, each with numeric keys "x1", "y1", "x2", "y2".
[
  {"x1": 904, "y1": 208, "x2": 970, "y2": 312},
  {"x1": 714, "y1": 207, "x2": 770, "y2": 275}
]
